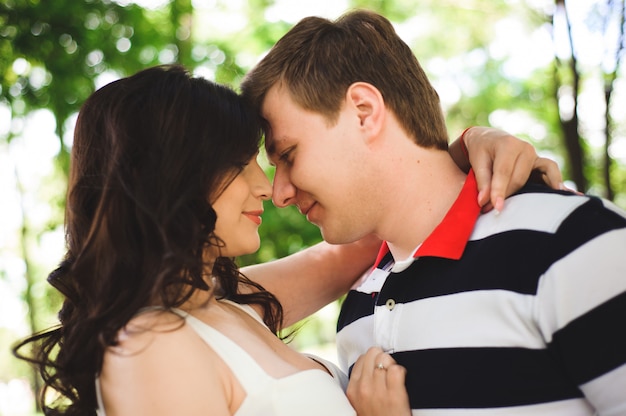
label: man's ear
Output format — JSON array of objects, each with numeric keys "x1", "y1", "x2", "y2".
[{"x1": 346, "y1": 82, "x2": 385, "y2": 140}]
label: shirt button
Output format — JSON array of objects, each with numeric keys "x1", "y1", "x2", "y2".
[{"x1": 385, "y1": 299, "x2": 396, "y2": 310}]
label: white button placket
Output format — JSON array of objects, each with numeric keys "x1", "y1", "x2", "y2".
[{"x1": 374, "y1": 295, "x2": 400, "y2": 354}]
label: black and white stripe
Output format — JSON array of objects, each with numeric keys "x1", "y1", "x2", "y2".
[{"x1": 337, "y1": 186, "x2": 626, "y2": 415}]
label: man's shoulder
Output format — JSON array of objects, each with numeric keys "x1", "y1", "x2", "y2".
[
  {"x1": 509, "y1": 184, "x2": 626, "y2": 224},
  {"x1": 473, "y1": 186, "x2": 625, "y2": 243}
]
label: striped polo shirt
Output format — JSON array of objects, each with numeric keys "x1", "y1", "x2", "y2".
[{"x1": 336, "y1": 171, "x2": 626, "y2": 415}]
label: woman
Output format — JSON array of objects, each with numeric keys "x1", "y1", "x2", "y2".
[
  {"x1": 13, "y1": 64, "x2": 381, "y2": 416},
  {"x1": 14, "y1": 64, "x2": 560, "y2": 416}
]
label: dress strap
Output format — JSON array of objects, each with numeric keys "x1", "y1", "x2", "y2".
[
  {"x1": 171, "y1": 308, "x2": 271, "y2": 392},
  {"x1": 219, "y1": 299, "x2": 267, "y2": 327}
]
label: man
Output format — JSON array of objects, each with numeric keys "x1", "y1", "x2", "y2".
[{"x1": 241, "y1": 9, "x2": 626, "y2": 415}]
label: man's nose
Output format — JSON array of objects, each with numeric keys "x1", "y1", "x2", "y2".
[{"x1": 271, "y1": 168, "x2": 296, "y2": 208}]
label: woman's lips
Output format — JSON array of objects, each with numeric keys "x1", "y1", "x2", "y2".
[{"x1": 243, "y1": 211, "x2": 263, "y2": 225}]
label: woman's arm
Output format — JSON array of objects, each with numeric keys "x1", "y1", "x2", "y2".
[{"x1": 242, "y1": 235, "x2": 380, "y2": 328}]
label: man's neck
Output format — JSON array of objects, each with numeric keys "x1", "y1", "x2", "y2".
[{"x1": 380, "y1": 149, "x2": 468, "y2": 261}]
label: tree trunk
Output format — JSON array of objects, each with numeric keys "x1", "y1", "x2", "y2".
[
  {"x1": 601, "y1": 0, "x2": 625, "y2": 201},
  {"x1": 553, "y1": 0, "x2": 587, "y2": 192},
  {"x1": 15, "y1": 167, "x2": 43, "y2": 412}
]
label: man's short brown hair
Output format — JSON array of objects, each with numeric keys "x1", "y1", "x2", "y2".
[{"x1": 241, "y1": 9, "x2": 449, "y2": 149}]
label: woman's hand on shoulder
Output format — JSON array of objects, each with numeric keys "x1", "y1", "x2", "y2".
[
  {"x1": 450, "y1": 126, "x2": 564, "y2": 212},
  {"x1": 99, "y1": 310, "x2": 232, "y2": 415}
]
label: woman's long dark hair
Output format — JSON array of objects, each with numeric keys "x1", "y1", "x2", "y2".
[{"x1": 13, "y1": 65, "x2": 283, "y2": 415}]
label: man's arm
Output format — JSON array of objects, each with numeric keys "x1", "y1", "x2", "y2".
[{"x1": 544, "y1": 201, "x2": 626, "y2": 414}]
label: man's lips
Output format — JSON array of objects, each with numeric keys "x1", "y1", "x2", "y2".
[
  {"x1": 299, "y1": 202, "x2": 317, "y2": 220},
  {"x1": 243, "y1": 210, "x2": 263, "y2": 225}
]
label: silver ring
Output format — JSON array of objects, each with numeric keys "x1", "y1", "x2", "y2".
[{"x1": 376, "y1": 362, "x2": 385, "y2": 370}]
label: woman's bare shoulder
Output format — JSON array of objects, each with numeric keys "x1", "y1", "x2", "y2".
[
  {"x1": 109, "y1": 308, "x2": 185, "y2": 353},
  {"x1": 101, "y1": 308, "x2": 205, "y2": 373},
  {"x1": 99, "y1": 309, "x2": 233, "y2": 415}
]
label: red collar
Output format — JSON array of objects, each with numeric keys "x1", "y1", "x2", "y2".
[{"x1": 372, "y1": 170, "x2": 480, "y2": 267}]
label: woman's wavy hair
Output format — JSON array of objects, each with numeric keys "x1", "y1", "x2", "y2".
[{"x1": 13, "y1": 64, "x2": 283, "y2": 415}]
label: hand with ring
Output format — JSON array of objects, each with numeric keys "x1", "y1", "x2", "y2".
[{"x1": 346, "y1": 347, "x2": 411, "y2": 416}]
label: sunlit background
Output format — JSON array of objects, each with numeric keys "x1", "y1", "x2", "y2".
[{"x1": 1, "y1": 0, "x2": 625, "y2": 414}]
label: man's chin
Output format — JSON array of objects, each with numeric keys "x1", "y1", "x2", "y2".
[{"x1": 320, "y1": 229, "x2": 359, "y2": 245}]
